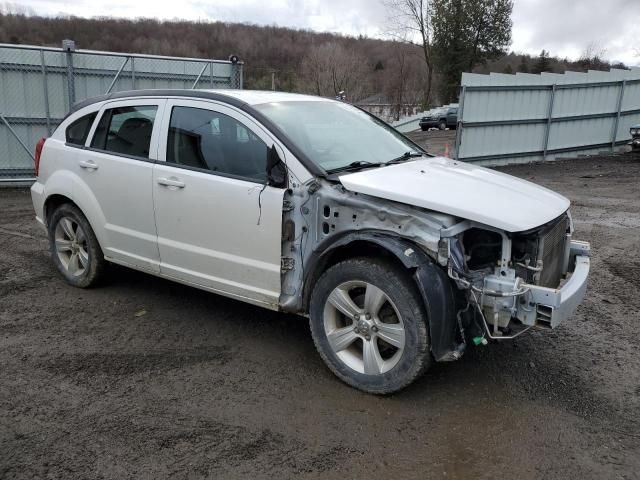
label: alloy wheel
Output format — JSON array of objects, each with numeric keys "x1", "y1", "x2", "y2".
[
  {"x1": 323, "y1": 280, "x2": 406, "y2": 375},
  {"x1": 54, "y1": 216, "x2": 89, "y2": 277}
]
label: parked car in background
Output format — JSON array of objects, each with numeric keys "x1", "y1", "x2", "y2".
[
  {"x1": 630, "y1": 124, "x2": 640, "y2": 151},
  {"x1": 31, "y1": 89, "x2": 590, "y2": 394},
  {"x1": 419, "y1": 105, "x2": 458, "y2": 131}
]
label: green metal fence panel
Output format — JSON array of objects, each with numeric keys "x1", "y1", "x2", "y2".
[
  {"x1": 455, "y1": 67, "x2": 640, "y2": 165},
  {"x1": 0, "y1": 42, "x2": 244, "y2": 181}
]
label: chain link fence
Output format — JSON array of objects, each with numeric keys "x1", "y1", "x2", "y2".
[{"x1": 0, "y1": 41, "x2": 244, "y2": 182}]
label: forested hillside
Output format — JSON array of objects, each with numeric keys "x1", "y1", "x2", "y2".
[{"x1": 0, "y1": 12, "x2": 624, "y2": 106}]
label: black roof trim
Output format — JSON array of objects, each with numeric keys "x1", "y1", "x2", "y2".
[
  {"x1": 66, "y1": 89, "x2": 248, "y2": 115},
  {"x1": 65, "y1": 89, "x2": 324, "y2": 177}
]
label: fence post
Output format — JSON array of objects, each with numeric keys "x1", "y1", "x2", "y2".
[
  {"x1": 131, "y1": 56, "x2": 136, "y2": 89},
  {"x1": 209, "y1": 62, "x2": 214, "y2": 88},
  {"x1": 40, "y1": 49, "x2": 51, "y2": 136},
  {"x1": 62, "y1": 40, "x2": 76, "y2": 107},
  {"x1": 611, "y1": 79, "x2": 626, "y2": 150},
  {"x1": 542, "y1": 84, "x2": 557, "y2": 160},
  {"x1": 454, "y1": 86, "x2": 466, "y2": 160},
  {"x1": 236, "y1": 63, "x2": 243, "y2": 89}
]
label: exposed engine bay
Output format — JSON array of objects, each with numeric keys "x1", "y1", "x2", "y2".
[{"x1": 445, "y1": 212, "x2": 589, "y2": 342}]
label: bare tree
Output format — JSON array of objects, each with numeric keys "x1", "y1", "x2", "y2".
[
  {"x1": 300, "y1": 42, "x2": 369, "y2": 101},
  {"x1": 384, "y1": 0, "x2": 434, "y2": 107},
  {"x1": 577, "y1": 41, "x2": 608, "y2": 71}
]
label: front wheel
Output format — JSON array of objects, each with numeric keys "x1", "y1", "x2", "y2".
[
  {"x1": 309, "y1": 258, "x2": 431, "y2": 394},
  {"x1": 438, "y1": 120, "x2": 447, "y2": 130}
]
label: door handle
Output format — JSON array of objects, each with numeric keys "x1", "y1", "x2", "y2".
[
  {"x1": 157, "y1": 177, "x2": 185, "y2": 188},
  {"x1": 79, "y1": 160, "x2": 98, "y2": 170}
]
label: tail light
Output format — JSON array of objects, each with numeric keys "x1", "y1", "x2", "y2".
[{"x1": 34, "y1": 137, "x2": 46, "y2": 176}]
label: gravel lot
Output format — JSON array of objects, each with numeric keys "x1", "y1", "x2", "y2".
[{"x1": 1, "y1": 143, "x2": 639, "y2": 479}]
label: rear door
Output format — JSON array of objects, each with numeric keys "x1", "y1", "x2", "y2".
[
  {"x1": 80, "y1": 98, "x2": 166, "y2": 272},
  {"x1": 152, "y1": 99, "x2": 285, "y2": 307}
]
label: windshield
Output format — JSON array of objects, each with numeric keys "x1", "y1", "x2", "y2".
[{"x1": 253, "y1": 100, "x2": 423, "y2": 172}]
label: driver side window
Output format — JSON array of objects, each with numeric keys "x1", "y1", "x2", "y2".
[{"x1": 166, "y1": 106, "x2": 268, "y2": 183}]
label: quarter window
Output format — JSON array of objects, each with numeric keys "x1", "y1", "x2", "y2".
[
  {"x1": 167, "y1": 106, "x2": 267, "y2": 182},
  {"x1": 91, "y1": 105, "x2": 157, "y2": 158},
  {"x1": 66, "y1": 112, "x2": 97, "y2": 146}
]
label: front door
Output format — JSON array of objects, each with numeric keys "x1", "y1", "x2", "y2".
[{"x1": 152, "y1": 99, "x2": 285, "y2": 307}]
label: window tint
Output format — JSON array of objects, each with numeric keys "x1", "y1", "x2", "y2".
[
  {"x1": 66, "y1": 112, "x2": 97, "y2": 145},
  {"x1": 91, "y1": 105, "x2": 157, "y2": 158},
  {"x1": 167, "y1": 106, "x2": 267, "y2": 182}
]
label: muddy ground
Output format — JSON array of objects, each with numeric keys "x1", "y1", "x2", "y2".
[{"x1": 1, "y1": 142, "x2": 639, "y2": 479}]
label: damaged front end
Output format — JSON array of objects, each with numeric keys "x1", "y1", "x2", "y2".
[
  {"x1": 443, "y1": 213, "x2": 591, "y2": 341},
  {"x1": 278, "y1": 175, "x2": 590, "y2": 365}
]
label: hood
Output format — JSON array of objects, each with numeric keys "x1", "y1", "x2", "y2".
[{"x1": 338, "y1": 157, "x2": 570, "y2": 232}]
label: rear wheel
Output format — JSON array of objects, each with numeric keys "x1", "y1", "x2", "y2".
[
  {"x1": 438, "y1": 120, "x2": 447, "y2": 130},
  {"x1": 309, "y1": 258, "x2": 431, "y2": 394},
  {"x1": 48, "y1": 203, "x2": 105, "y2": 288}
]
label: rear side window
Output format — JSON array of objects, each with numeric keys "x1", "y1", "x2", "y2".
[
  {"x1": 167, "y1": 106, "x2": 267, "y2": 182},
  {"x1": 91, "y1": 105, "x2": 157, "y2": 158},
  {"x1": 66, "y1": 112, "x2": 97, "y2": 146}
]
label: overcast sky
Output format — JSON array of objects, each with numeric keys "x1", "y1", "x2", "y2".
[{"x1": 7, "y1": 0, "x2": 640, "y2": 65}]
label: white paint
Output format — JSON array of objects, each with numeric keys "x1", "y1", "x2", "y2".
[
  {"x1": 205, "y1": 89, "x2": 331, "y2": 106},
  {"x1": 338, "y1": 156, "x2": 570, "y2": 232}
]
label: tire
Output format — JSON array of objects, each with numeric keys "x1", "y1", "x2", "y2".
[
  {"x1": 420, "y1": 126, "x2": 428, "y2": 131},
  {"x1": 438, "y1": 120, "x2": 447, "y2": 130},
  {"x1": 309, "y1": 258, "x2": 431, "y2": 394},
  {"x1": 48, "y1": 203, "x2": 106, "y2": 288}
]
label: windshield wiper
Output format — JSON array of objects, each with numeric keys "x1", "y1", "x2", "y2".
[
  {"x1": 325, "y1": 160, "x2": 382, "y2": 174},
  {"x1": 384, "y1": 151, "x2": 424, "y2": 165}
]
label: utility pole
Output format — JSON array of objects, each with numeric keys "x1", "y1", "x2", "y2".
[{"x1": 271, "y1": 71, "x2": 276, "y2": 91}]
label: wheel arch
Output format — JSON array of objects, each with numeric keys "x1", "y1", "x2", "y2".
[
  {"x1": 43, "y1": 182, "x2": 108, "y2": 252},
  {"x1": 44, "y1": 194, "x2": 77, "y2": 224},
  {"x1": 302, "y1": 232, "x2": 461, "y2": 362}
]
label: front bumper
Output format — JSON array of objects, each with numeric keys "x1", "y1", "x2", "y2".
[
  {"x1": 480, "y1": 239, "x2": 590, "y2": 330},
  {"x1": 524, "y1": 241, "x2": 590, "y2": 328}
]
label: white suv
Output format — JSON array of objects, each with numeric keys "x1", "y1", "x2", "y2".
[{"x1": 31, "y1": 89, "x2": 591, "y2": 394}]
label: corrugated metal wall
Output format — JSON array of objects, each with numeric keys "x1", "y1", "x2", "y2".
[
  {"x1": 455, "y1": 68, "x2": 640, "y2": 165},
  {"x1": 0, "y1": 43, "x2": 243, "y2": 181}
]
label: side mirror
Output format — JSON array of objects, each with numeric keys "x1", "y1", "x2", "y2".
[{"x1": 266, "y1": 145, "x2": 287, "y2": 188}]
